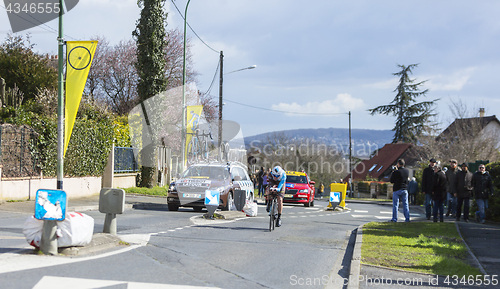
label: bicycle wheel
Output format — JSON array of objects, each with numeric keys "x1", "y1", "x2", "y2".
[{"x1": 269, "y1": 198, "x2": 275, "y2": 231}]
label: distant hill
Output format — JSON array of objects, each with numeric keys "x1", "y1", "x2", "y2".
[{"x1": 244, "y1": 127, "x2": 393, "y2": 157}]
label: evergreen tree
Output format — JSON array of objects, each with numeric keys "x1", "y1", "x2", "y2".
[
  {"x1": 369, "y1": 64, "x2": 437, "y2": 143},
  {"x1": 132, "y1": 0, "x2": 168, "y2": 187}
]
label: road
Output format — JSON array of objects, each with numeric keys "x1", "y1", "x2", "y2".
[{"x1": 0, "y1": 200, "x2": 425, "y2": 289}]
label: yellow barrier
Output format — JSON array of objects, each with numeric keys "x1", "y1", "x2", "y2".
[{"x1": 330, "y1": 183, "x2": 347, "y2": 209}]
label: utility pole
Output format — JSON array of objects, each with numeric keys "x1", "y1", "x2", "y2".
[
  {"x1": 218, "y1": 51, "x2": 223, "y2": 153},
  {"x1": 348, "y1": 111, "x2": 352, "y2": 197}
]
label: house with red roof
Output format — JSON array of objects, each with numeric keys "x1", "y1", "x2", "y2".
[{"x1": 345, "y1": 143, "x2": 415, "y2": 182}]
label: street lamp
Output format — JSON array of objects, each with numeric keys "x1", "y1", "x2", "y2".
[
  {"x1": 181, "y1": 0, "x2": 191, "y2": 171},
  {"x1": 218, "y1": 50, "x2": 256, "y2": 151}
]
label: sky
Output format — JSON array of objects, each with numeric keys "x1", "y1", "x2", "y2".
[{"x1": 1, "y1": 0, "x2": 500, "y2": 140}]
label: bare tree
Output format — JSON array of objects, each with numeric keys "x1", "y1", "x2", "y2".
[
  {"x1": 85, "y1": 29, "x2": 201, "y2": 116},
  {"x1": 425, "y1": 99, "x2": 500, "y2": 163},
  {"x1": 100, "y1": 39, "x2": 139, "y2": 115}
]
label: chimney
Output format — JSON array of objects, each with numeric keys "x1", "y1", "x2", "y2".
[{"x1": 479, "y1": 108, "x2": 485, "y2": 118}]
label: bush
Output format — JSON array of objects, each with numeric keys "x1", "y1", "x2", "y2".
[{"x1": 0, "y1": 94, "x2": 118, "y2": 177}]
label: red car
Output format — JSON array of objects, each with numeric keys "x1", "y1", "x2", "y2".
[{"x1": 283, "y1": 171, "x2": 315, "y2": 207}]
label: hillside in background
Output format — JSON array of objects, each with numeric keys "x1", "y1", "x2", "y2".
[{"x1": 244, "y1": 127, "x2": 393, "y2": 157}]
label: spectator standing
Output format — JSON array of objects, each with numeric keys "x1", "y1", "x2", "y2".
[
  {"x1": 262, "y1": 170, "x2": 269, "y2": 199},
  {"x1": 432, "y1": 163, "x2": 447, "y2": 222},
  {"x1": 389, "y1": 159, "x2": 410, "y2": 222},
  {"x1": 319, "y1": 183, "x2": 325, "y2": 198},
  {"x1": 257, "y1": 167, "x2": 264, "y2": 198},
  {"x1": 422, "y1": 158, "x2": 437, "y2": 220},
  {"x1": 445, "y1": 159, "x2": 461, "y2": 218},
  {"x1": 454, "y1": 163, "x2": 473, "y2": 222},
  {"x1": 472, "y1": 164, "x2": 494, "y2": 224},
  {"x1": 408, "y1": 177, "x2": 419, "y2": 205}
]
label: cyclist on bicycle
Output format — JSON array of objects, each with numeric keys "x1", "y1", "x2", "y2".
[{"x1": 266, "y1": 166, "x2": 287, "y2": 227}]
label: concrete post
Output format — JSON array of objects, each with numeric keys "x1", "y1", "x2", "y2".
[
  {"x1": 103, "y1": 213, "x2": 117, "y2": 235},
  {"x1": 102, "y1": 144, "x2": 114, "y2": 188}
]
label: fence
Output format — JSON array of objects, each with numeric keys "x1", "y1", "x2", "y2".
[
  {"x1": 0, "y1": 124, "x2": 40, "y2": 178},
  {"x1": 114, "y1": 147, "x2": 139, "y2": 173}
]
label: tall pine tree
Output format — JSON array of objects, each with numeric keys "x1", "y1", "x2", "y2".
[
  {"x1": 369, "y1": 64, "x2": 437, "y2": 144},
  {"x1": 132, "y1": 0, "x2": 167, "y2": 187}
]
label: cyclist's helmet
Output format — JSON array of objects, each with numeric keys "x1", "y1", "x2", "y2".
[{"x1": 271, "y1": 166, "x2": 283, "y2": 179}]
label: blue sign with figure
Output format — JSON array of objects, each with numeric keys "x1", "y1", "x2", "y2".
[
  {"x1": 35, "y1": 189, "x2": 66, "y2": 221},
  {"x1": 330, "y1": 192, "x2": 341, "y2": 203},
  {"x1": 205, "y1": 190, "x2": 220, "y2": 206}
]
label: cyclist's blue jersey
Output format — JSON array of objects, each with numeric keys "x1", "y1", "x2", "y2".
[{"x1": 276, "y1": 173, "x2": 286, "y2": 191}]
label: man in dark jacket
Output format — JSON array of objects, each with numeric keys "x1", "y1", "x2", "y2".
[
  {"x1": 432, "y1": 163, "x2": 447, "y2": 222},
  {"x1": 445, "y1": 159, "x2": 460, "y2": 217},
  {"x1": 389, "y1": 159, "x2": 410, "y2": 222},
  {"x1": 422, "y1": 158, "x2": 437, "y2": 220},
  {"x1": 472, "y1": 164, "x2": 494, "y2": 224},
  {"x1": 454, "y1": 163, "x2": 473, "y2": 222}
]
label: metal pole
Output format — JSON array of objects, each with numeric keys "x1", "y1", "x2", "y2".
[
  {"x1": 41, "y1": 0, "x2": 64, "y2": 255},
  {"x1": 181, "y1": 0, "x2": 191, "y2": 172},
  {"x1": 218, "y1": 51, "x2": 223, "y2": 153},
  {"x1": 56, "y1": 0, "x2": 64, "y2": 190}
]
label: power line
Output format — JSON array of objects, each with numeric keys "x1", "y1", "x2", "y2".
[
  {"x1": 169, "y1": 0, "x2": 219, "y2": 54},
  {"x1": 204, "y1": 59, "x2": 220, "y2": 96},
  {"x1": 224, "y1": 98, "x2": 348, "y2": 116}
]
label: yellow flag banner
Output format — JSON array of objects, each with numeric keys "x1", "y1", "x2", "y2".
[
  {"x1": 64, "y1": 40, "x2": 98, "y2": 156},
  {"x1": 185, "y1": 105, "x2": 203, "y2": 163}
]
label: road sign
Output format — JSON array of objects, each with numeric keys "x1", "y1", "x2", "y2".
[
  {"x1": 330, "y1": 192, "x2": 341, "y2": 203},
  {"x1": 205, "y1": 190, "x2": 220, "y2": 206},
  {"x1": 35, "y1": 189, "x2": 66, "y2": 221}
]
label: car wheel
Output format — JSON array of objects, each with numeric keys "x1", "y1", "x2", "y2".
[
  {"x1": 224, "y1": 192, "x2": 235, "y2": 211},
  {"x1": 168, "y1": 203, "x2": 179, "y2": 211},
  {"x1": 311, "y1": 198, "x2": 314, "y2": 207},
  {"x1": 304, "y1": 197, "x2": 311, "y2": 207}
]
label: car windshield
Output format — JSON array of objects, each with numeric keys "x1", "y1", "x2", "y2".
[
  {"x1": 182, "y1": 166, "x2": 227, "y2": 179},
  {"x1": 286, "y1": 175, "x2": 307, "y2": 184}
]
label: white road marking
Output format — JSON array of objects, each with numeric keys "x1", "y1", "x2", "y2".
[
  {"x1": 354, "y1": 210, "x2": 368, "y2": 213},
  {"x1": 33, "y1": 276, "x2": 218, "y2": 289}
]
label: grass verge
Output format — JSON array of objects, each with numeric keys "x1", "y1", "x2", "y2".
[
  {"x1": 123, "y1": 186, "x2": 168, "y2": 197},
  {"x1": 361, "y1": 222, "x2": 481, "y2": 277}
]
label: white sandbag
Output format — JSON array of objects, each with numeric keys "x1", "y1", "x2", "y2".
[
  {"x1": 243, "y1": 201, "x2": 258, "y2": 217},
  {"x1": 22, "y1": 212, "x2": 94, "y2": 248},
  {"x1": 23, "y1": 215, "x2": 43, "y2": 248},
  {"x1": 57, "y1": 212, "x2": 94, "y2": 247}
]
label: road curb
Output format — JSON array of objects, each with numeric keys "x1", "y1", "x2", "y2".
[
  {"x1": 59, "y1": 233, "x2": 122, "y2": 256},
  {"x1": 347, "y1": 225, "x2": 363, "y2": 289}
]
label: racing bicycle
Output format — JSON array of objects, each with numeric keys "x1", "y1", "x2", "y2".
[{"x1": 268, "y1": 188, "x2": 279, "y2": 231}]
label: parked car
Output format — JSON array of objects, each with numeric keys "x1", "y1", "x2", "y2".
[
  {"x1": 283, "y1": 170, "x2": 315, "y2": 207},
  {"x1": 167, "y1": 162, "x2": 254, "y2": 211}
]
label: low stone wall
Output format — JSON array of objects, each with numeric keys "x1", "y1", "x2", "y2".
[
  {"x1": 0, "y1": 176, "x2": 102, "y2": 201},
  {"x1": 113, "y1": 173, "x2": 137, "y2": 189}
]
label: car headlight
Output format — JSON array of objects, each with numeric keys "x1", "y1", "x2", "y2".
[{"x1": 299, "y1": 189, "x2": 308, "y2": 193}]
